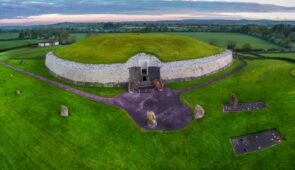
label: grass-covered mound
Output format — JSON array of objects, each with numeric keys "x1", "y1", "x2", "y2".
[{"x1": 55, "y1": 33, "x2": 224, "y2": 64}]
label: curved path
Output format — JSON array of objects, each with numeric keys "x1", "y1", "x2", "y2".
[{"x1": 0, "y1": 56, "x2": 247, "y2": 131}]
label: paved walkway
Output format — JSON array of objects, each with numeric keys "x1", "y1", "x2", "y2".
[{"x1": 0, "y1": 56, "x2": 247, "y2": 131}]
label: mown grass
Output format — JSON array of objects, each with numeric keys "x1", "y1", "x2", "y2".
[
  {"x1": 0, "y1": 47, "x2": 124, "y2": 97},
  {"x1": 0, "y1": 58, "x2": 294, "y2": 169},
  {"x1": 70, "y1": 33, "x2": 89, "y2": 41},
  {"x1": 260, "y1": 52, "x2": 295, "y2": 59},
  {"x1": 0, "y1": 32, "x2": 19, "y2": 40},
  {"x1": 0, "y1": 46, "x2": 61, "y2": 60},
  {"x1": 0, "y1": 39, "x2": 40, "y2": 51},
  {"x1": 55, "y1": 33, "x2": 224, "y2": 64},
  {"x1": 165, "y1": 32, "x2": 282, "y2": 49}
]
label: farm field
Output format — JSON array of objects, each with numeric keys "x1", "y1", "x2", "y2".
[
  {"x1": 0, "y1": 32, "x2": 19, "y2": 40},
  {"x1": 0, "y1": 45, "x2": 295, "y2": 169},
  {"x1": 70, "y1": 33, "x2": 88, "y2": 41},
  {"x1": 165, "y1": 32, "x2": 283, "y2": 49},
  {"x1": 260, "y1": 52, "x2": 295, "y2": 59},
  {"x1": 0, "y1": 39, "x2": 40, "y2": 51}
]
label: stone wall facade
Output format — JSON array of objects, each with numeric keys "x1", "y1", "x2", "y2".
[{"x1": 45, "y1": 50, "x2": 233, "y2": 87}]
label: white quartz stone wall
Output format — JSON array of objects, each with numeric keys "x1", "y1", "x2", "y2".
[
  {"x1": 45, "y1": 50, "x2": 233, "y2": 86},
  {"x1": 161, "y1": 50, "x2": 233, "y2": 81},
  {"x1": 45, "y1": 52, "x2": 129, "y2": 85}
]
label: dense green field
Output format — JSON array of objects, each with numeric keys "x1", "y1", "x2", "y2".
[
  {"x1": 260, "y1": 52, "x2": 295, "y2": 59},
  {"x1": 165, "y1": 32, "x2": 282, "y2": 49},
  {"x1": 1, "y1": 45, "x2": 295, "y2": 169},
  {"x1": 0, "y1": 39, "x2": 40, "y2": 51},
  {"x1": 0, "y1": 33, "x2": 19, "y2": 40},
  {"x1": 55, "y1": 33, "x2": 224, "y2": 64},
  {"x1": 70, "y1": 33, "x2": 88, "y2": 41},
  {"x1": 0, "y1": 47, "x2": 124, "y2": 97},
  {"x1": 0, "y1": 46, "x2": 61, "y2": 60}
]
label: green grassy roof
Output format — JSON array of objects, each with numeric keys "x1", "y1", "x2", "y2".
[{"x1": 54, "y1": 33, "x2": 224, "y2": 64}]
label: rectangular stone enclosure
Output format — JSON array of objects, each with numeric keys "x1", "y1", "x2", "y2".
[
  {"x1": 230, "y1": 129, "x2": 282, "y2": 155},
  {"x1": 224, "y1": 102, "x2": 266, "y2": 112}
]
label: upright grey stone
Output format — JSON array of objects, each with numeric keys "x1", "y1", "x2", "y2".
[
  {"x1": 194, "y1": 105, "x2": 205, "y2": 119},
  {"x1": 60, "y1": 105, "x2": 69, "y2": 117},
  {"x1": 15, "y1": 90, "x2": 21, "y2": 96}
]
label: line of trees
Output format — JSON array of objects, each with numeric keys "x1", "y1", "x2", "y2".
[
  {"x1": 2, "y1": 22, "x2": 295, "y2": 49},
  {"x1": 18, "y1": 29, "x2": 75, "y2": 44},
  {"x1": 240, "y1": 24, "x2": 295, "y2": 49}
]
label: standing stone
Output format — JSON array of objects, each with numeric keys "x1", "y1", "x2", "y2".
[
  {"x1": 60, "y1": 105, "x2": 69, "y2": 117},
  {"x1": 229, "y1": 94, "x2": 239, "y2": 108},
  {"x1": 15, "y1": 90, "x2": 21, "y2": 96},
  {"x1": 194, "y1": 105, "x2": 205, "y2": 119},
  {"x1": 146, "y1": 111, "x2": 157, "y2": 128}
]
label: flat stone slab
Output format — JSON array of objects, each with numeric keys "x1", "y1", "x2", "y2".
[
  {"x1": 223, "y1": 102, "x2": 265, "y2": 112},
  {"x1": 230, "y1": 129, "x2": 282, "y2": 155}
]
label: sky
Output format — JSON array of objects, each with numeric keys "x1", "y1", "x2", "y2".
[{"x1": 1, "y1": 0, "x2": 295, "y2": 25}]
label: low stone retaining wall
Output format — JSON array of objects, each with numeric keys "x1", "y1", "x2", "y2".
[{"x1": 45, "y1": 50, "x2": 233, "y2": 87}]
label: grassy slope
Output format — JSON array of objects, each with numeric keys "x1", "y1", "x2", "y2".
[
  {"x1": 0, "y1": 57, "x2": 294, "y2": 169},
  {"x1": 0, "y1": 40, "x2": 40, "y2": 51},
  {"x1": 55, "y1": 33, "x2": 224, "y2": 64},
  {"x1": 0, "y1": 33, "x2": 19, "y2": 40},
  {"x1": 0, "y1": 46, "x2": 62, "y2": 60},
  {"x1": 260, "y1": 53, "x2": 295, "y2": 59},
  {"x1": 0, "y1": 47, "x2": 124, "y2": 97},
  {"x1": 165, "y1": 32, "x2": 282, "y2": 49}
]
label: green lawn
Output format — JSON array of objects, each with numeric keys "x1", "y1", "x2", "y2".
[
  {"x1": 0, "y1": 52, "x2": 294, "y2": 169},
  {"x1": 0, "y1": 39, "x2": 40, "y2": 51},
  {"x1": 70, "y1": 33, "x2": 89, "y2": 41},
  {"x1": 55, "y1": 33, "x2": 224, "y2": 64},
  {"x1": 0, "y1": 46, "x2": 62, "y2": 60},
  {"x1": 0, "y1": 32, "x2": 19, "y2": 40},
  {"x1": 165, "y1": 32, "x2": 282, "y2": 49},
  {"x1": 0, "y1": 47, "x2": 124, "y2": 97},
  {"x1": 260, "y1": 52, "x2": 295, "y2": 59}
]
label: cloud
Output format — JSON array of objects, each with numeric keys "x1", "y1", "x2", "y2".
[
  {"x1": 1, "y1": 0, "x2": 295, "y2": 19},
  {"x1": 1, "y1": 0, "x2": 295, "y2": 25},
  {"x1": 163, "y1": 0, "x2": 295, "y2": 7}
]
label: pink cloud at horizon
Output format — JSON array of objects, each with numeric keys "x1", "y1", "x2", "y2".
[{"x1": 1, "y1": 12, "x2": 295, "y2": 26}]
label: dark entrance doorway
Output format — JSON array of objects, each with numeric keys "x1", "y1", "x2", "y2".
[
  {"x1": 128, "y1": 66, "x2": 162, "y2": 93},
  {"x1": 142, "y1": 69, "x2": 147, "y2": 81}
]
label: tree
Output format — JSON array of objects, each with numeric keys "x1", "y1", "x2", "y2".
[
  {"x1": 227, "y1": 40, "x2": 237, "y2": 50},
  {"x1": 242, "y1": 43, "x2": 252, "y2": 50},
  {"x1": 288, "y1": 32, "x2": 295, "y2": 42},
  {"x1": 103, "y1": 22, "x2": 115, "y2": 30}
]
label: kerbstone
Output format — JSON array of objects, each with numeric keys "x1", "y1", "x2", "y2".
[{"x1": 45, "y1": 50, "x2": 233, "y2": 86}]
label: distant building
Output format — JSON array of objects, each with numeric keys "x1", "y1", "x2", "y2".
[{"x1": 38, "y1": 41, "x2": 59, "y2": 47}]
